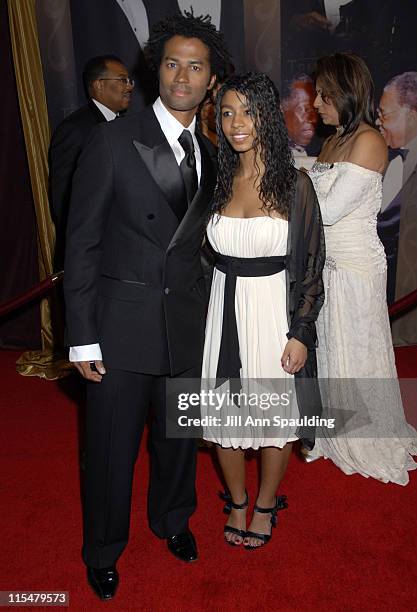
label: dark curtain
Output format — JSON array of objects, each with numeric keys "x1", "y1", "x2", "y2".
[{"x1": 0, "y1": 0, "x2": 40, "y2": 349}]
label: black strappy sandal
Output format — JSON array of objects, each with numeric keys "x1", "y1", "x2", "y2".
[
  {"x1": 244, "y1": 495, "x2": 288, "y2": 550},
  {"x1": 220, "y1": 490, "x2": 249, "y2": 546}
]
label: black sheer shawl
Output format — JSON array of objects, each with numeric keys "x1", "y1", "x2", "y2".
[{"x1": 286, "y1": 170, "x2": 326, "y2": 448}]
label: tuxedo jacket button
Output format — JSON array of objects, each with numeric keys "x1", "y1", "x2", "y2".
[{"x1": 147, "y1": 213, "x2": 155, "y2": 220}]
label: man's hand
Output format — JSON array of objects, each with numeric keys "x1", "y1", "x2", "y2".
[
  {"x1": 74, "y1": 360, "x2": 106, "y2": 382},
  {"x1": 281, "y1": 338, "x2": 307, "y2": 374}
]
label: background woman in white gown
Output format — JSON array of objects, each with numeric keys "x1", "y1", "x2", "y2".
[
  {"x1": 201, "y1": 73, "x2": 325, "y2": 548},
  {"x1": 307, "y1": 53, "x2": 417, "y2": 484}
]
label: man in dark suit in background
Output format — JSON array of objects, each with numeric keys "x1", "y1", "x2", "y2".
[
  {"x1": 64, "y1": 12, "x2": 230, "y2": 600},
  {"x1": 116, "y1": 0, "x2": 245, "y2": 72},
  {"x1": 49, "y1": 55, "x2": 133, "y2": 270},
  {"x1": 377, "y1": 72, "x2": 417, "y2": 346},
  {"x1": 69, "y1": 0, "x2": 244, "y2": 117}
]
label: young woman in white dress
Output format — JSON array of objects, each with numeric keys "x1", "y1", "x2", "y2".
[
  {"x1": 307, "y1": 53, "x2": 417, "y2": 484},
  {"x1": 201, "y1": 73, "x2": 325, "y2": 548}
]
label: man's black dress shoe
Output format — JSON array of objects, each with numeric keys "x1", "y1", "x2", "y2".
[
  {"x1": 87, "y1": 565, "x2": 119, "y2": 600},
  {"x1": 167, "y1": 530, "x2": 198, "y2": 562}
]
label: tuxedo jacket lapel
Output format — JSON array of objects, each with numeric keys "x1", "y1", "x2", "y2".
[
  {"x1": 132, "y1": 108, "x2": 186, "y2": 221},
  {"x1": 167, "y1": 132, "x2": 216, "y2": 252},
  {"x1": 88, "y1": 99, "x2": 107, "y2": 124}
]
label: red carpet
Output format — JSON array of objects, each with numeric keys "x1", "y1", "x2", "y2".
[{"x1": 1, "y1": 348, "x2": 417, "y2": 611}]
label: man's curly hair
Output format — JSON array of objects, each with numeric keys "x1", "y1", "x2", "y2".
[{"x1": 144, "y1": 9, "x2": 231, "y2": 81}]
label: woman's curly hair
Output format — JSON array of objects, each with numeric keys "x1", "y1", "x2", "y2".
[{"x1": 213, "y1": 72, "x2": 296, "y2": 218}]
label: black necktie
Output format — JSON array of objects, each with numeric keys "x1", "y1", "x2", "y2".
[{"x1": 178, "y1": 130, "x2": 198, "y2": 209}]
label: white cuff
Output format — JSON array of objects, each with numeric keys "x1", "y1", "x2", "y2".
[{"x1": 69, "y1": 344, "x2": 102, "y2": 362}]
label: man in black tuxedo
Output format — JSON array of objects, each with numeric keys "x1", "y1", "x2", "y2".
[
  {"x1": 116, "y1": 0, "x2": 245, "y2": 71},
  {"x1": 49, "y1": 55, "x2": 134, "y2": 270},
  {"x1": 64, "y1": 12, "x2": 229, "y2": 600}
]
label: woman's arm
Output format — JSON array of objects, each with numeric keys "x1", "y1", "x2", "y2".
[
  {"x1": 310, "y1": 131, "x2": 387, "y2": 225},
  {"x1": 287, "y1": 173, "x2": 326, "y2": 346}
]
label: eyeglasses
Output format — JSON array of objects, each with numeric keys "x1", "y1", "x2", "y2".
[
  {"x1": 376, "y1": 108, "x2": 397, "y2": 121},
  {"x1": 99, "y1": 77, "x2": 135, "y2": 87}
]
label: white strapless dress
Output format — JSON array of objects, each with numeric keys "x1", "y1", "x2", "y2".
[
  {"x1": 201, "y1": 214, "x2": 298, "y2": 450},
  {"x1": 309, "y1": 161, "x2": 417, "y2": 485}
]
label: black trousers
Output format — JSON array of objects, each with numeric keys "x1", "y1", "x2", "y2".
[{"x1": 81, "y1": 368, "x2": 198, "y2": 569}]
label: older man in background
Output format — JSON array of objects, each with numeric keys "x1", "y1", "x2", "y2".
[
  {"x1": 281, "y1": 74, "x2": 319, "y2": 167},
  {"x1": 377, "y1": 71, "x2": 417, "y2": 346},
  {"x1": 49, "y1": 55, "x2": 134, "y2": 269}
]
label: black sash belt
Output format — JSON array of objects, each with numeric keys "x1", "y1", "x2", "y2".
[{"x1": 214, "y1": 252, "x2": 286, "y2": 391}]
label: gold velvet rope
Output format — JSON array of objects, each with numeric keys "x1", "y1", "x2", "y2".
[{"x1": 7, "y1": 0, "x2": 72, "y2": 379}]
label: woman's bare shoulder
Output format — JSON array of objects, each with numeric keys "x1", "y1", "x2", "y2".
[{"x1": 347, "y1": 127, "x2": 388, "y2": 172}]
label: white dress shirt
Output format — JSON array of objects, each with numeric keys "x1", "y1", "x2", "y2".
[
  {"x1": 177, "y1": 0, "x2": 221, "y2": 29},
  {"x1": 92, "y1": 98, "x2": 117, "y2": 121},
  {"x1": 381, "y1": 155, "x2": 403, "y2": 212},
  {"x1": 152, "y1": 96, "x2": 202, "y2": 184},
  {"x1": 115, "y1": 0, "x2": 222, "y2": 44},
  {"x1": 324, "y1": 0, "x2": 344, "y2": 29},
  {"x1": 114, "y1": 0, "x2": 149, "y2": 47},
  {"x1": 381, "y1": 136, "x2": 417, "y2": 212},
  {"x1": 70, "y1": 96, "x2": 202, "y2": 363}
]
